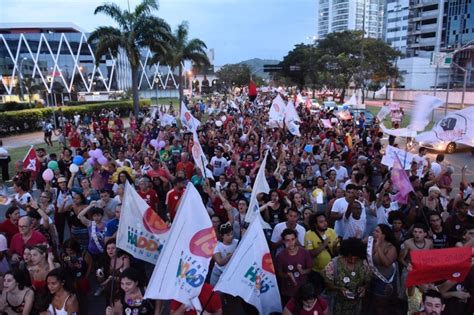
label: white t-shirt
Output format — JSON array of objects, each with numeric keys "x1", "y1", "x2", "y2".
[
  {"x1": 431, "y1": 162, "x2": 442, "y2": 177},
  {"x1": 213, "y1": 239, "x2": 239, "y2": 272},
  {"x1": 331, "y1": 197, "x2": 349, "y2": 237},
  {"x1": 343, "y1": 215, "x2": 367, "y2": 239},
  {"x1": 15, "y1": 192, "x2": 32, "y2": 216},
  {"x1": 210, "y1": 156, "x2": 229, "y2": 177},
  {"x1": 270, "y1": 222, "x2": 306, "y2": 254},
  {"x1": 376, "y1": 202, "x2": 399, "y2": 226},
  {"x1": 115, "y1": 158, "x2": 132, "y2": 168},
  {"x1": 330, "y1": 166, "x2": 348, "y2": 187}
]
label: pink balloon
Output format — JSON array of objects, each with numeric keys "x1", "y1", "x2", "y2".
[
  {"x1": 98, "y1": 156, "x2": 108, "y2": 165},
  {"x1": 88, "y1": 150, "x2": 95, "y2": 157},
  {"x1": 158, "y1": 140, "x2": 166, "y2": 149},
  {"x1": 150, "y1": 139, "x2": 159, "y2": 149},
  {"x1": 42, "y1": 169, "x2": 54, "y2": 182},
  {"x1": 87, "y1": 157, "x2": 95, "y2": 165}
]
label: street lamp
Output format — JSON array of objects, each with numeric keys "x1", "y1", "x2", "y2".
[
  {"x1": 443, "y1": 41, "x2": 474, "y2": 114},
  {"x1": 154, "y1": 77, "x2": 160, "y2": 105},
  {"x1": 18, "y1": 57, "x2": 27, "y2": 101}
]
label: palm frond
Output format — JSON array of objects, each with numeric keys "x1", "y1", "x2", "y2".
[
  {"x1": 94, "y1": 3, "x2": 128, "y2": 30},
  {"x1": 88, "y1": 26, "x2": 122, "y2": 44},
  {"x1": 134, "y1": 0, "x2": 159, "y2": 17},
  {"x1": 92, "y1": 36, "x2": 122, "y2": 65}
]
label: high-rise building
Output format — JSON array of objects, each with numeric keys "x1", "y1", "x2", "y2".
[
  {"x1": 446, "y1": 0, "x2": 474, "y2": 48},
  {"x1": 316, "y1": 0, "x2": 385, "y2": 40},
  {"x1": 406, "y1": 0, "x2": 446, "y2": 58},
  {"x1": 384, "y1": 0, "x2": 409, "y2": 54}
]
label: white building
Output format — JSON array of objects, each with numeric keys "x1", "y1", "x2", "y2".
[
  {"x1": 316, "y1": 0, "x2": 385, "y2": 39},
  {"x1": 384, "y1": 0, "x2": 409, "y2": 55}
]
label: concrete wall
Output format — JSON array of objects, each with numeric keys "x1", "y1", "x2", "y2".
[{"x1": 371, "y1": 89, "x2": 474, "y2": 106}]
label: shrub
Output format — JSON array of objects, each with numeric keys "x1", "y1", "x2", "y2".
[
  {"x1": 0, "y1": 100, "x2": 151, "y2": 136},
  {"x1": 0, "y1": 101, "x2": 31, "y2": 112}
]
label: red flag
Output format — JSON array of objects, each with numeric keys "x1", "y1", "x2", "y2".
[
  {"x1": 248, "y1": 80, "x2": 257, "y2": 97},
  {"x1": 406, "y1": 247, "x2": 472, "y2": 287},
  {"x1": 23, "y1": 147, "x2": 40, "y2": 174}
]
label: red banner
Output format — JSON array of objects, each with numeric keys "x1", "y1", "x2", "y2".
[
  {"x1": 406, "y1": 247, "x2": 472, "y2": 287},
  {"x1": 22, "y1": 147, "x2": 40, "y2": 174}
]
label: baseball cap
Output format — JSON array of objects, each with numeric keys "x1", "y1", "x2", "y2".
[{"x1": 58, "y1": 177, "x2": 67, "y2": 183}]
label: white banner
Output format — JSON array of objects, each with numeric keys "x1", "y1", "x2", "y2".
[
  {"x1": 409, "y1": 95, "x2": 443, "y2": 132},
  {"x1": 416, "y1": 107, "x2": 474, "y2": 147},
  {"x1": 116, "y1": 182, "x2": 170, "y2": 264},
  {"x1": 375, "y1": 85, "x2": 387, "y2": 97},
  {"x1": 380, "y1": 123, "x2": 418, "y2": 138},
  {"x1": 269, "y1": 95, "x2": 286, "y2": 128},
  {"x1": 245, "y1": 151, "x2": 271, "y2": 229},
  {"x1": 145, "y1": 183, "x2": 217, "y2": 310},
  {"x1": 192, "y1": 131, "x2": 214, "y2": 179},
  {"x1": 180, "y1": 102, "x2": 201, "y2": 132},
  {"x1": 376, "y1": 106, "x2": 391, "y2": 121},
  {"x1": 215, "y1": 218, "x2": 282, "y2": 315},
  {"x1": 159, "y1": 111, "x2": 176, "y2": 127},
  {"x1": 381, "y1": 145, "x2": 414, "y2": 170},
  {"x1": 284, "y1": 100, "x2": 301, "y2": 136}
]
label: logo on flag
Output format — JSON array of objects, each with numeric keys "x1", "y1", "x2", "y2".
[
  {"x1": 23, "y1": 147, "x2": 40, "y2": 174},
  {"x1": 116, "y1": 182, "x2": 170, "y2": 264},
  {"x1": 215, "y1": 218, "x2": 282, "y2": 314},
  {"x1": 145, "y1": 183, "x2": 216, "y2": 309}
]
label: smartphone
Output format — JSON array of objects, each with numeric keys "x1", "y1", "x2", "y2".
[{"x1": 27, "y1": 197, "x2": 31, "y2": 203}]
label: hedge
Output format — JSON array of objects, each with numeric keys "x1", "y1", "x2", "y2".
[
  {"x1": 0, "y1": 99, "x2": 151, "y2": 136},
  {"x1": 0, "y1": 101, "x2": 32, "y2": 112}
]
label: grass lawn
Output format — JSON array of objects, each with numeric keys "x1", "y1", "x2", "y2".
[{"x1": 366, "y1": 105, "x2": 435, "y2": 130}]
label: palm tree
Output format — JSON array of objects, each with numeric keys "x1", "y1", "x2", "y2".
[
  {"x1": 149, "y1": 21, "x2": 209, "y2": 107},
  {"x1": 88, "y1": 0, "x2": 171, "y2": 118}
]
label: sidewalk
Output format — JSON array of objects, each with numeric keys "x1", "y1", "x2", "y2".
[{"x1": 1, "y1": 118, "x2": 130, "y2": 149}]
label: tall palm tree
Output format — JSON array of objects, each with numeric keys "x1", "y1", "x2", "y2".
[
  {"x1": 150, "y1": 21, "x2": 209, "y2": 107},
  {"x1": 88, "y1": 0, "x2": 171, "y2": 118}
]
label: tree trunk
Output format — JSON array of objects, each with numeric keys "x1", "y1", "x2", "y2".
[
  {"x1": 178, "y1": 64, "x2": 183, "y2": 114},
  {"x1": 131, "y1": 66, "x2": 140, "y2": 120}
]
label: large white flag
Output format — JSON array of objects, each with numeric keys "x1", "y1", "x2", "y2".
[
  {"x1": 245, "y1": 151, "x2": 271, "y2": 229},
  {"x1": 159, "y1": 111, "x2": 176, "y2": 127},
  {"x1": 144, "y1": 183, "x2": 217, "y2": 309},
  {"x1": 376, "y1": 105, "x2": 391, "y2": 121},
  {"x1": 215, "y1": 218, "x2": 282, "y2": 315},
  {"x1": 116, "y1": 182, "x2": 170, "y2": 264},
  {"x1": 408, "y1": 95, "x2": 444, "y2": 132},
  {"x1": 374, "y1": 85, "x2": 387, "y2": 97},
  {"x1": 180, "y1": 102, "x2": 201, "y2": 132},
  {"x1": 192, "y1": 131, "x2": 214, "y2": 179},
  {"x1": 269, "y1": 95, "x2": 286, "y2": 128},
  {"x1": 284, "y1": 100, "x2": 301, "y2": 136}
]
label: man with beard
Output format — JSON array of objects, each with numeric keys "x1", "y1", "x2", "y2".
[{"x1": 413, "y1": 290, "x2": 445, "y2": 315}]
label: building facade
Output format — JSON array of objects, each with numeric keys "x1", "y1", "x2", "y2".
[
  {"x1": 316, "y1": 0, "x2": 385, "y2": 39},
  {"x1": 384, "y1": 0, "x2": 409, "y2": 55},
  {"x1": 0, "y1": 22, "x2": 180, "y2": 103}
]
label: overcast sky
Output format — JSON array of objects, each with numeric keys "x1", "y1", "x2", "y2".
[{"x1": 0, "y1": 0, "x2": 316, "y2": 65}]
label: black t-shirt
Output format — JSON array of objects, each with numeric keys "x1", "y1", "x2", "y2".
[{"x1": 431, "y1": 230, "x2": 448, "y2": 249}]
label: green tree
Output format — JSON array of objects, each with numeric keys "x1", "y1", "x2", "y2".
[
  {"x1": 88, "y1": 0, "x2": 171, "y2": 118},
  {"x1": 216, "y1": 64, "x2": 261, "y2": 88},
  {"x1": 149, "y1": 21, "x2": 209, "y2": 107}
]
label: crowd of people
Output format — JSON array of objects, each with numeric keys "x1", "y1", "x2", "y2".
[{"x1": 0, "y1": 88, "x2": 472, "y2": 315}]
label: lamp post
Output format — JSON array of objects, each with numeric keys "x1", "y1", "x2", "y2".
[
  {"x1": 154, "y1": 77, "x2": 160, "y2": 105},
  {"x1": 18, "y1": 57, "x2": 27, "y2": 101}
]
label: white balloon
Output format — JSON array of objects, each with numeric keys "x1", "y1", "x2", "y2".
[
  {"x1": 69, "y1": 164, "x2": 79, "y2": 173},
  {"x1": 220, "y1": 115, "x2": 227, "y2": 122},
  {"x1": 215, "y1": 120, "x2": 223, "y2": 127}
]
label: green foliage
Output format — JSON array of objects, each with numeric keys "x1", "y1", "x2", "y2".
[
  {"x1": 279, "y1": 31, "x2": 401, "y2": 100},
  {"x1": 216, "y1": 64, "x2": 261, "y2": 87},
  {"x1": 0, "y1": 100, "x2": 151, "y2": 136},
  {"x1": 0, "y1": 102, "x2": 32, "y2": 112}
]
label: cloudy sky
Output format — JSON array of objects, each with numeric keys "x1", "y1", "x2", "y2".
[{"x1": 0, "y1": 0, "x2": 316, "y2": 65}]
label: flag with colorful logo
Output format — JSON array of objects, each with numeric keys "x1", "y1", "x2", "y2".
[
  {"x1": 23, "y1": 146, "x2": 40, "y2": 174},
  {"x1": 144, "y1": 183, "x2": 217, "y2": 310},
  {"x1": 269, "y1": 95, "x2": 286, "y2": 128},
  {"x1": 284, "y1": 100, "x2": 301, "y2": 136},
  {"x1": 245, "y1": 150, "x2": 271, "y2": 229},
  {"x1": 116, "y1": 181, "x2": 170, "y2": 264},
  {"x1": 192, "y1": 131, "x2": 214, "y2": 179},
  {"x1": 215, "y1": 218, "x2": 282, "y2": 315},
  {"x1": 180, "y1": 102, "x2": 201, "y2": 132}
]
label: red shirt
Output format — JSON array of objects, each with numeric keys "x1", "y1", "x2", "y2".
[
  {"x1": 176, "y1": 161, "x2": 194, "y2": 180},
  {"x1": 100, "y1": 117, "x2": 109, "y2": 131},
  {"x1": 285, "y1": 296, "x2": 328, "y2": 314},
  {"x1": 165, "y1": 188, "x2": 184, "y2": 221},
  {"x1": 170, "y1": 283, "x2": 221, "y2": 315},
  {"x1": 138, "y1": 189, "x2": 159, "y2": 210},
  {"x1": 0, "y1": 219, "x2": 19, "y2": 246},
  {"x1": 10, "y1": 231, "x2": 48, "y2": 256}
]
